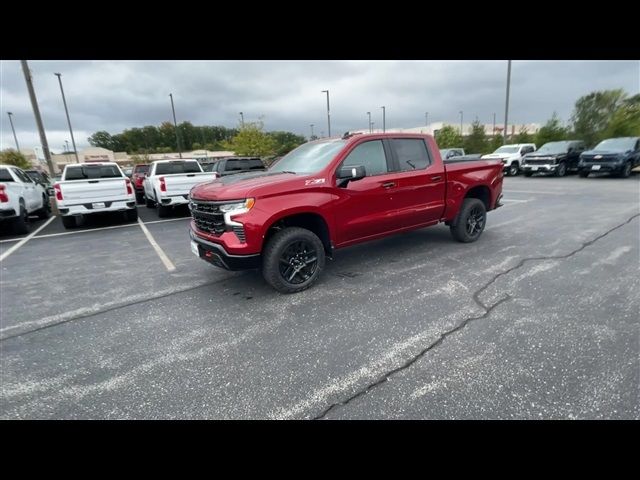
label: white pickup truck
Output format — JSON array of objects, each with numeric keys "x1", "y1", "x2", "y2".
[
  {"x1": 0, "y1": 164, "x2": 51, "y2": 234},
  {"x1": 54, "y1": 162, "x2": 137, "y2": 229},
  {"x1": 143, "y1": 159, "x2": 217, "y2": 217}
]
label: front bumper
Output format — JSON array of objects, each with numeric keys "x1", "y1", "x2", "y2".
[
  {"x1": 578, "y1": 163, "x2": 624, "y2": 173},
  {"x1": 57, "y1": 198, "x2": 136, "y2": 216},
  {"x1": 189, "y1": 229, "x2": 260, "y2": 270},
  {"x1": 521, "y1": 163, "x2": 558, "y2": 173}
]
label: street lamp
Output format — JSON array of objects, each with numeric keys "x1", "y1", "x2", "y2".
[
  {"x1": 7, "y1": 112, "x2": 19, "y2": 151},
  {"x1": 239, "y1": 111, "x2": 245, "y2": 127},
  {"x1": 493, "y1": 112, "x2": 496, "y2": 135},
  {"x1": 321, "y1": 90, "x2": 331, "y2": 137},
  {"x1": 459, "y1": 110, "x2": 463, "y2": 136},
  {"x1": 381, "y1": 106, "x2": 386, "y2": 133},
  {"x1": 367, "y1": 111, "x2": 371, "y2": 132},
  {"x1": 425, "y1": 112, "x2": 429, "y2": 129},
  {"x1": 504, "y1": 60, "x2": 512, "y2": 143},
  {"x1": 65, "y1": 140, "x2": 70, "y2": 152},
  {"x1": 310, "y1": 123, "x2": 314, "y2": 139},
  {"x1": 54, "y1": 72, "x2": 79, "y2": 163},
  {"x1": 169, "y1": 93, "x2": 182, "y2": 158},
  {"x1": 370, "y1": 121, "x2": 375, "y2": 132}
]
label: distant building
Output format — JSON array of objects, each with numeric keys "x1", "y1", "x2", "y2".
[{"x1": 353, "y1": 122, "x2": 540, "y2": 138}]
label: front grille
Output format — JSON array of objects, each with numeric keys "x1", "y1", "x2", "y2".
[
  {"x1": 190, "y1": 199, "x2": 247, "y2": 242},
  {"x1": 582, "y1": 155, "x2": 618, "y2": 163},
  {"x1": 525, "y1": 158, "x2": 555, "y2": 165},
  {"x1": 190, "y1": 200, "x2": 226, "y2": 236}
]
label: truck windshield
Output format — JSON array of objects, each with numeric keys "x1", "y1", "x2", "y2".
[
  {"x1": 65, "y1": 165, "x2": 122, "y2": 180},
  {"x1": 156, "y1": 161, "x2": 201, "y2": 174},
  {"x1": 537, "y1": 142, "x2": 569, "y2": 154},
  {"x1": 493, "y1": 146, "x2": 519, "y2": 154},
  {"x1": 270, "y1": 140, "x2": 347, "y2": 174},
  {"x1": 594, "y1": 138, "x2": 636, "y2": 152},
  {"x1": 0, "y1": 168, "x2": 15, "y2": 181}
]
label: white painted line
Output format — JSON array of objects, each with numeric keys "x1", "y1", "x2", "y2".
[
  {"x1": 137, "y1": 218, "x2": 176, "y2": 272},
  {"x1": 486, "y1": 218, "x2": 520, "y2": 230},
  {"x1": 501, "y1": 199, "x2": 531, "y2": 203},
  {"x1": 0, "y1": 217, "x2": 55, "y2": 262},
  {"x1": 0, "y1": 216, "x2": 190, "y2": 243},
  {"x1": 503, "y1": 189, "x2": 578, "y2": 195}
]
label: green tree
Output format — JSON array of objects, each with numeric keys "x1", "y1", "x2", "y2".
[
  {"x1": 0, "y1": 149, "x2": 32, "y2": 169},
  {"x1": 463, "y1": 120, "x2": 489, "y2": 154},
  {"x1": 222, "y1": 121, "x2": 277, "y2": 156},
  {"x1": 515, "y1": 125, "x2": 534, "y2": 144},
  {"x1": 488, "y1": 135, "x2": 504, "y2": 152},
  {"x1": 571, "y1": 89, "x2": 628, "y2": 147},
  {"x1": 434, "y1": 124, "x2": 462, "y2": 148},
  {"x1": 602, "y1": 102, "x2": 640, "y2": 138},
  {"x1": 535, "y1": 112, "x2": 570, "y2": 147},
  {"x1": 268, "y1": 131, "x2": 306, "y2": 156},
  {"x1": 88, "y1": 131, "x2": 117, "y2": 150}
]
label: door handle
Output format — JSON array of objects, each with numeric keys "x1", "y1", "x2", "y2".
[
  {"x1": 382, "y1": 182, "x2": 396, "y2": 189},
  {"x1": 431, "y1": 175, "x2": 442, "y2": 181}
]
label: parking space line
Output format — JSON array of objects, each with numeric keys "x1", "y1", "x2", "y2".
[
  {"x1": 504, "y1": 189, "x2": 579, "y2": 195},
  {"x1": 137, "y1": 218, "x2": 176, "y2": 272},
  {"x1": 0, "y1": 217, "x2": 56, "y2": 262},
  {"x1": 0, "y1": 217, "x2": 190, "y2": 243}
]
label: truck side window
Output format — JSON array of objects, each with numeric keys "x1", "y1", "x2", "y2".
[
  {"x1": 391, "y1": 139, "x2": 430, "y2": 171},
  {"x1": 342, "y1": 140, "x2": 388, "y2": 176}
]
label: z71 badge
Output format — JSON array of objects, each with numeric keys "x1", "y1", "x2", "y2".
[{"x1": 305, "y1": 178, "x2": 326, "y2": 186}]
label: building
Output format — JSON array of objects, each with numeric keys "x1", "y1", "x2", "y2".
[{"x1": 353, "y1": 122, "x2": 540, "y2": 137}]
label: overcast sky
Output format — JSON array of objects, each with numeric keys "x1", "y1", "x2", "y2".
[{"x1": 1, "y1": 60, "x2": 638, "y2": 152}]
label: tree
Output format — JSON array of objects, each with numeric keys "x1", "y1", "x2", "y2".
[
  {"x1": 571, "y1": 89, "x2": 628, "y2": 147},
  {"x1": 515, "y1": 125, "x2": 534, "y2": 144},
  {"x1": 268, "y1": 131, "x2": 306, "y2": 156},
  {"x1": 489, "y1": 135, "x2": 504, "y2": 152},
  {"x1": 602, "y1": 102, "x2": 640, "y2": 138},
  {"x1": 222, "y1": 121, "x2": 277, "y2": 156},
  {"x1": 463, "y1": 120, "x2": 489, "y2": 154},
  {"x1": 88, "y1": 131, "x2": 116, "y2": 150},
  {"x1": 0, "y1": 149, "x2": 32, "y2": 169},
  {"x1": 434, "y1": 124, "x2": 462, "y2": 148},
  {"x1": 535, "y1": 112, "x2": 570, "y2": 146}
]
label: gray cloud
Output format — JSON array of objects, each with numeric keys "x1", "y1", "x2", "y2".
[{"x1": 1, "y1": 60, "x2": 638, "y2": 151}]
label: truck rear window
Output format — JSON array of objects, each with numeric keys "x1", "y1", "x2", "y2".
[
  {"x1": 65, "y1": 165, "x2": 123, "y2": 180},
  {"x1": 133, "y1": 165, "x2": 149, "y2": 173},
  {"x1": 156, "y1": 161, "x2": 201, "y2": 174},
  {"x1": 0, "y1": 168, "x2": 15, "y2": 182}
]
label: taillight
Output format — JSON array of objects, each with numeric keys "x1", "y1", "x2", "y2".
[
  {"x1": 159, "y1": 176, "x2": 166, "y2": 192},
  {"x1": 54, "y1": 183, "x2": 63, "y2": 201},
  {"x1": 0, "y1": 184, "x2": 8, "y2": 203},
  {"x1": 125, "y1": 178, "x2": 133, "y2": 195}
]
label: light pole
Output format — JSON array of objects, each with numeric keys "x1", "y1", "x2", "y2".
[
  {"x1": 493, "y1": 112, "x2": 496, "y2": 135},
  {"x1": 239, "y1": 111, "x2": 245, "y2": 127},
  {"x1": 504, "y1": 60, "x2": 512, "y2": 143},
  {"x1": 65, "y1": 140, "x2": 70, "y2": 152},
  {"x1": 7, "y1": 112, "x2": 19, "y2": 151},
  {"x1": 370, "y1": 121, "x2": 375, "y2": 132},
  {"x1": 321, "y1": 90, "x2": 331, "y2": 137},
  {"x1": 54, "y1": 72, "x2": 79, "y2": 163},
  {"x1": 22, "y1": 61, "x2": 54, "y2": 176},
  {"x1": 169, "y1": 93, "x2": 182, "y2": 158},
  {"x1": 459, "y1": 111, "x2": 463, "y2": 136},
  {"x1": 310, "y1": 123, "x2": 314, "y2": 139},
  {"x1": 381, "y1": 106, "x2": 386, "y2": 133},
  {"x1": 367, "y1": 111, "x2": 371, "y2": 133}
]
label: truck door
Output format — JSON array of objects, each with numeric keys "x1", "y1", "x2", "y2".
[
  {"x1": 333, "y1": 139, "x2": 399, "y2": 245},
  {"x1": 388, "y1": 137, "x2": 446, "y2": 227}
]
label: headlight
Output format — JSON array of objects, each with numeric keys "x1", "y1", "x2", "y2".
[{"x1": 219, "y1": 198, "x2": 255, "y2": 214}]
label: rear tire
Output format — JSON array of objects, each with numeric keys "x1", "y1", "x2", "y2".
[
  {"x1": 37, "y1": 195, "x2": 52, "y2": 219},
  {"x1": 157, "y1": 205, "x2": 171, "y2": 217},
  {"x1": 61, "y1": 215, "x2": 77, "y2": 229},
  {"x1": 136, "y1": 192, "x2": 144, "y2": 204},
  {"x1": 262, "y1": 227, "x2": 325, "y2": 293},
  {"x1": 145, "y1": 195, "x2": 155, "y2": 208},
  {"x1": 450, "y1": 198, "x2": 487, "y2": 243},
  {"x1": 13, "y1": 202, "x2": 30, "y2": 235}
]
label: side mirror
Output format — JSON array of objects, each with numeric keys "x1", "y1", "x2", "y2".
[{"x1": 336, "y1": 165, "x2": 366, "y2": 187}]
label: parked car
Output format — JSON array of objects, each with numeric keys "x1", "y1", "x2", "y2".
[
  {"x1": 521, "y1": 140, "x2": 586, "y2": 177},
  {"x1": 207, "y1": 157, "x2": 266, "y2": 176},
  {"x1": 439, "y1": 148, "x2": 465, "y2": 160},
  {"x1": 143, "y1": 159, "x2": 218, "y2": 217},
  {"x1": 130, "y1": 164, "x2": 150, "y2": 203},
  {"x1": 25, "y1": 169, "x2": 55, "y2": 196},
  {"x1": 54, "y1": 162, "x2": 137, "y2": 229},
  {"x1": 578, "y1": 137, "x2": 640, "y2": 178},
  {"x1": 189, "y1": 133, "x2": 504, "y2": 293},
  {"x1": 0, "y1": 164, "x2": 51, "y2": 234},
  {"x1": 481, "y1": 143, "x2": 536, "y2": 176}
]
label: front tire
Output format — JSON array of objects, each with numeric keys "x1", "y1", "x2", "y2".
[
  {"x1": 507, "y1": 162, "x2": 519, "y2": 176},
  {"x1": 555, "y1": 162, "x2": 567, "y2": 177},
  {"x1": 262, "y1": 227, "x2": 325, "y2": 293},
  {"x1": 450, "y1": 198, "x2": 487, "y2": 243},
  {"x1": 618, "y1": 162, "x2": 632, "y2": 178}
]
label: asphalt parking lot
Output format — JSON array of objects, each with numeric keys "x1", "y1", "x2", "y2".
[{"x1": 1, "y1": 174, "x2": 639, "y2": 419}]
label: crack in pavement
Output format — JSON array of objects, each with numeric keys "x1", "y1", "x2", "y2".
[
  {"x1": 312, "y1": 213, "x2": 640, "y2": 420},
  {"x1": 0, "y1": 272, "x2": 249, "y2": 342}
]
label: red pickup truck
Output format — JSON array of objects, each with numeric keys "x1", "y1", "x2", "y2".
[{"x1": 189, "y1": 133, "x2": 504, "y2": 293}]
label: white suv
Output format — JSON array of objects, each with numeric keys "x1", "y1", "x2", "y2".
[{"x1": 482, "y1": 143, "x2": 536, "y2": 176}]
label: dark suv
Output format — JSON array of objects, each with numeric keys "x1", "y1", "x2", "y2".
[
  {"x1": 521, "y1": 140, "x2": 586, "y2": 177},
  {"x1": 578, "y1": 137, "x2": 640, "y2": 178},
  {"x1": 204, "y1": 157, "x2": 266, "y2": 176}
]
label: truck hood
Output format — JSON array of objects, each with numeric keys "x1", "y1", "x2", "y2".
[
  {"x1": 482, "y1": 153, "x2": 519, "y2": 160},
  {"x1": 190, "y1": 171, "x2": 312, "y2": 200},
  {"x1": 525, "y1": 152, "x2": 565, "y2": 159},
  {"x1": 582, "y1": 149, "x2": 627, "y2": 156}
]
